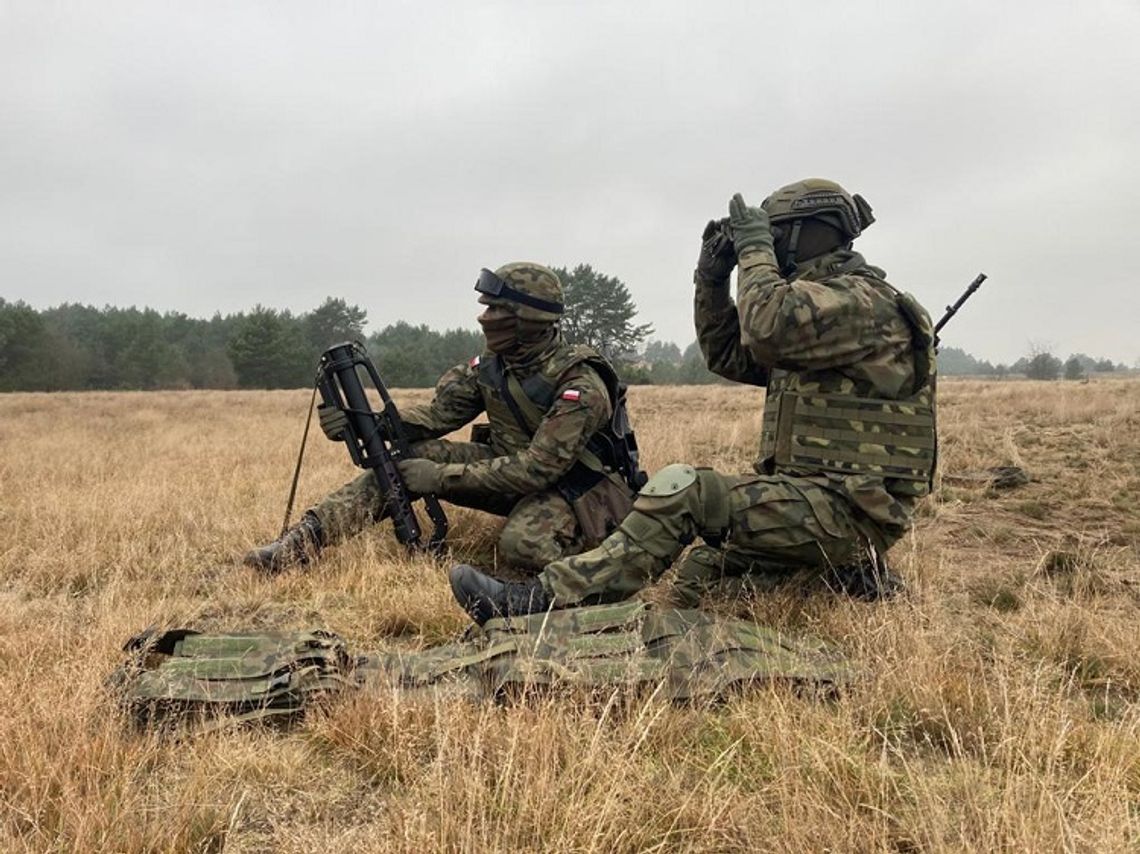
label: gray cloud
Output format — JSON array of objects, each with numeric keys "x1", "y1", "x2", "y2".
[{"x1": 2, "y1": 0, "x2": 1138, "y2": 363}]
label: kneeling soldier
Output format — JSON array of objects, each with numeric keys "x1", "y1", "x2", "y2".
[
  {"x1": 451, "y1": 181, "x2": 937, "y2": 624},
  {"x1": 245, "y1": 263, "x2": 642, "y2": 574}
]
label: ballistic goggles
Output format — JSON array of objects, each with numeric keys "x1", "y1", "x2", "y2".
[{"x1": 474, "y1": 268, "x2": 563, "y2": 315}]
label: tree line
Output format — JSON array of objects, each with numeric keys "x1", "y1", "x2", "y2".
[
  {"x1": 1, "y1": 265, "x2": 1129, "y2": 391},
  {"x1": 937, "y1": 346, "x2": 1128, "y2": 380},
  {"x1": 0, "y1": 264, "x2": 668, "y2": 391},
  {"x1": 0, "y1": 296, "x2": 486, "y2": 391}
]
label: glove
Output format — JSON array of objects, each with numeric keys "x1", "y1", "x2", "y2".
[
  {"x1": 397, "y1": 458, "x2": 445, "y2": 495},
  {"x1": 317, "y1": 402, "x2": 348, "y2": 441},
  {"x1": 727, "y1": 193, "x2": 774, "y2": 255},
  {"x1": 694, "y1": 218, "x2": 737, "y2": 285}
]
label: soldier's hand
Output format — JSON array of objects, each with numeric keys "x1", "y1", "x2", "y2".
[
  {"x1": 317, "y1": 403, "x2": 348, "y2": 441},
  {"x1": 694, "y1": 218, "x2": 737, "y2": 286},
  {"x1": 727, "y1": 193, "x2": 774, "y2": 255},
  {"x1": 397, "y1": 458, "x2": 445, "y2": 495}
]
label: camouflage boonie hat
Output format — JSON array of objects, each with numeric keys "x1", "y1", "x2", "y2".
[
  {"x1": 476, "y1": 262, "x2": 564, "y2": 322},
  {"x1": 761, "y1": 178, "x2": 875, "y2": 239}
]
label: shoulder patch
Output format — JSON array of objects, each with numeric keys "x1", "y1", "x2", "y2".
[
  {"x1": 561, "y1": 389, "x2": 582, "y2": 401},
  {"x1": 469, "y1": 356, "x2": 481, "y2": 368}
]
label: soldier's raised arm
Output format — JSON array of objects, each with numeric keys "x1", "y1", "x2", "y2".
[
  {"x1": 728, "y1": 189, "x2": 887, "y2": 369},
  {"x1": 692, "y1": 219, "x2": 770, "y2": 385}
]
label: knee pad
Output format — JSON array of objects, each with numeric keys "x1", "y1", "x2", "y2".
[
  {"x1": 638, "y1": 463, "x2": 698, "y2": 499},
  {"x1": 629, "y1": 464, "x2": 730, "y2": 546},
  {"x1": 633, "y1": 464, "x2": 701, "y2": 517}
]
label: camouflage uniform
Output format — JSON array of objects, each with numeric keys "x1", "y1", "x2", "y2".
[
  {"x1": 314, "y1": 336, "x2": 615, "y2": 569},
  {"x1": 537, "y1": 182, "x2": 937, "y2": 606},
  {"x1": 281, "y1": 263, "x2": 638, "y2": 572}
]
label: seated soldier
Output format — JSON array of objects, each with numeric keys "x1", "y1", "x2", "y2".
[
  {"x1": 450, "y1": 180, "x2": 938, "y2": 624},
  {"x1": 245, "y1": 262, "x2": 642, "y2": 574}
]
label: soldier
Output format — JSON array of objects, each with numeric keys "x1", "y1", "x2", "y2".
[
  {"x1": 245, "y1": 262, "x2": 642, "y2": 574},
  {"x1": 451, "y1": 180, "x2": 938, "y2": 625}
]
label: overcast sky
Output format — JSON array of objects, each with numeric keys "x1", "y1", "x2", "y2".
[{"x1": 2, "y1": 1, "x2": 1138, "y2": 364}]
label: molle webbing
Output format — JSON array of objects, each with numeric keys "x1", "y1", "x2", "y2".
[
  {"x1": 475, "y1": 356, "x2": 555, "y2": 452},
  {"x1": 476, "y1": 354, "x2": 559, "y2": 414},
  {"x1": 110, "y1": 629, "x2": 358, "y2": 732},
  {"x1": 477, "y1": 351, "x2": 618, "y2": 484},
  {"x1": 762, "y1": 389, "x2": 935, "y2": 481},
  {"x1": 360, "y1": 601, "x2": 857, "y2": 701},
  {"x1": 502, "y1": 369, "x2": 615, "y2": 490},
  {"x1": 476, "y1": 355, "x2": 558, "y2": 436}
]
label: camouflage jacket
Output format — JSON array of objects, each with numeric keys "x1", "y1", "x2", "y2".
[
  {"x1": 696, "y1": 243, "x2": 936, "y2": 546},
  {"x1": 398, "y1": 334, "x2": 613, "y2": 495}
]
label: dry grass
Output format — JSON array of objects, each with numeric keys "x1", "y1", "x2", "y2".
[{"x1": 1, "y1": 379, "x2": 1138, "y2": 852}]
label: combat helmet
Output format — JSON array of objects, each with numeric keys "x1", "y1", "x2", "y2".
[
  {"x1": 761, "y1": 178, "x2": 875, "y2": 273},
  {"x1": 761, "y1": 178, "x2": 874, "y2": 239},
  {"x1": 475, "y1": 262, "x2": 564, "y2": 322}
]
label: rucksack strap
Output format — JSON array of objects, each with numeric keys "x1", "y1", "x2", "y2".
[
  {"x1": 502, "y1": 369, "x2": 544, "y2": 433},
  {"x1": 504, "y1": 370, "x2": 612, "y2": 478}
]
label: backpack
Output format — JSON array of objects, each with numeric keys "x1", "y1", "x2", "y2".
[
  {"x1": 109, "y1": 627, "x2": 358, "y2": 732},
  {"x1": 581, "y1": 367, "x2": 649, "y2": 493}
]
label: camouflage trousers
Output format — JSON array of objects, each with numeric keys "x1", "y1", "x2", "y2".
[
  {"x1": 540, "y1": 463, "x2": 883, "y2": 607},
  {"x1": 311, "y1": 439, "x2": 584, "y2": 572}
]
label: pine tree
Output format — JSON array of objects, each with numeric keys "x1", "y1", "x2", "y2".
[
  {"x1": 552, "y1": 264, "x2": 653, "y2": 360},
  {"x1": 227, "y1": 307, "x2": 309, "y2": 388}
]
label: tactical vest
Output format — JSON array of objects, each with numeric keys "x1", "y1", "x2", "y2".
[
  {"x1": 110, "y1": 604, "x2": 854, "y2": 733},
  {"x1": 361, "y1": 600, "x2": 856, "y2": 701},
  {"x1": 758, "y1": 283, "x2": 937, "y2": 492},
  {"x1": 109, "y1": 628, "x2": 357, "y2": 733},
  {"x1": 474, "y1": 343, "x2": 645, "y2": 493}
]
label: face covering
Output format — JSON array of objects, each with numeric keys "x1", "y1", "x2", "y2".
[
  {"x1": 515, "y1": 318, "x2": 555, "y2": 350},
  {"x1": 478, "y1": 313, "x2": 518, "y2": 354}
]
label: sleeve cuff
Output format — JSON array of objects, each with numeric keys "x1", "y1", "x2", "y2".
[{"x1": 439, "y1": 463, "x2": 467, "y2": 486}]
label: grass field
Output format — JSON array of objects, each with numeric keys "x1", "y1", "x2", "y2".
[{"x1": 1, "y1": 379, "x2": 1139, "y2": 852}]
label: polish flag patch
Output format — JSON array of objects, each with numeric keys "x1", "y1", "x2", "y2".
[
  {"x1": 469, "y1": 356, "x2": 481, "y2": 368},
  {"x1": 561, "y1": 389, "x2": 582, "y2": 401}
]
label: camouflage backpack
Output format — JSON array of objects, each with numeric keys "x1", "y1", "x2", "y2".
[
  {"x1": 360, "y1": 600, "x2": 855, "y2": 702},
  {"x1": 109, "y1": 627, "x2": 358, "y2": 732}
]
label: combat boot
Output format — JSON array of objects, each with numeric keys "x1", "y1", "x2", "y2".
[
  {"x1": 449, "y1": 564, "x2": 552, "y2": 626},
  {"x1": 243, "y1": 512, "x2": 324, "y2": 574},
  {"x1": 828, "y1": 552, "x2": 905, "y2": 601}
]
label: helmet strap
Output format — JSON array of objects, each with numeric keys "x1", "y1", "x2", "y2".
[{"x1": 783, "y1": 219, "x2": 803, "y2": 276}]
